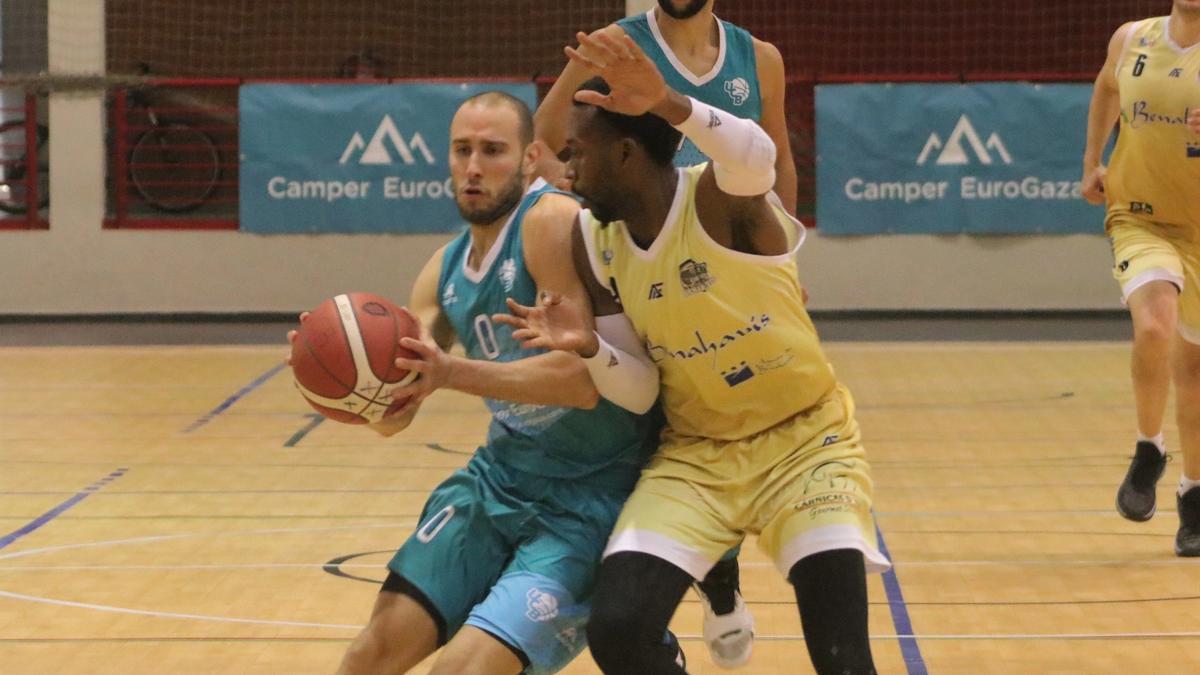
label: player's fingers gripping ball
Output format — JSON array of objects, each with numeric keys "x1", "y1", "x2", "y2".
[{"x1": 289, "y1": 292, "x2": 420, "y2": 424}]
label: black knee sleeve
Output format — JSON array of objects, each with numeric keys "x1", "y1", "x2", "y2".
[
  {"x1": 586, "y1": 552, "x2": 693, "y2": 674},
  {"x1": 696, "y1": 555, "x2": 741, "y2": 614},
  {"x1": 789, "y1": 549, "x2": 877, "y2": 675}
]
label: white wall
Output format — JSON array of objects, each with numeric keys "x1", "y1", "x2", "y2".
[{"x1": 0, "y1": 1, "x2": 1122, "y2": 315}]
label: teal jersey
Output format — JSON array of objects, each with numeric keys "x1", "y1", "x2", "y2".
[
  {"x1": 437, "y1": 180, "x2": 659, "y2": 490},
  {"x1": 617, "y1": 10, "x2": 762, "y2": 167}
]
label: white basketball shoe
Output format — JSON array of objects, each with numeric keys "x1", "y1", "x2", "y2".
[{"x1": 694, "y1": 584, "x2": 754, "y2": 669}]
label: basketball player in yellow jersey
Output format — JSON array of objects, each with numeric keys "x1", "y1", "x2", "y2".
[
  {"x1": 537, "y1": 4, "x2": 799, "y2": 665},
  {"x1": 1082, "y1": 1, "x2": 1200, "y2": 556},
  {"x1": 497, "y1": 32, "x2": 889, "y2": 674}
]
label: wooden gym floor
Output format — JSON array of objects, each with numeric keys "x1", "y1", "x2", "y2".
[{"x1": 1, "y1": 321, "x2": 1198, "y2": 674}]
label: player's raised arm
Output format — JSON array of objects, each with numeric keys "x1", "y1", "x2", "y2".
[
  {"x1": 569, "y1": 31, "x2": 776, "y2": 199},
  {"x1": 754, "y1": 38, "x2": 798, "y2": 215},
  {"x1": 534, "y1": 25, "x2": 629, "y2": 164}
]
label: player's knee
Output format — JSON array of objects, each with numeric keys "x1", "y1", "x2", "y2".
[
  {"x1": 1173, "y1": 346, "x2": 1200, "y2": 390},
  {"x1": 587, "y1": 552, "x2": 693, "y2": 670},
  {"x1": 339, "y1": 622, "x2": 396, "y2": 672},
  {"x1": 789, "y1": 550, "x2": 876, "y2": 675},
  {"x1": 586, "y1": 594, "x2": 665, "y2": 670},
  {"x1": 585, "y1": 595, "x2": 636, "y2": 663},
  {"x1": 429, "y1": 650, "x2": 521, "y2": 675},
  {"x1": 1134, "y1": 317, "x2": 1175, "y2": 347},
  {"x1": 1131, "y1": 291, "x2": 1178, "y2": 344}
]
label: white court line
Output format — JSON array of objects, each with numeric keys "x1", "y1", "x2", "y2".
[
  {"x1": 4, "y1": 524, "x2": 1195, "y2": 639},
  {"x1": 0, "y1": 522, "x2": 408, "y2": 562},
  {"x1": 881, "y1": 510, "x2": 1167, "y2": 516},
  {"x1": 0, "y1": 586, "x2": 1194, "y2": 640},
  {"x1": 737, "y1": 559, "x2": 1200, "y2": 568},
  {"x1": 0, "y1": 588, "x2": 363, "y2": 630},
  {"x1": 0, "y1": 563, "x2": 390, "y2": 571},
  {"x1": 4, "y1": 558, "x2": 1198, "y2": 572},
  {"x1": 0, "y1": 346, "x2": 284, "y2": 355},
  {"x1": 726, "y1": 632, "x2": 1200, "y2": 641},
  {"x1": 0, "y1": 523, "x2": 415, "y2": 630},
  {"x1": 827, "y1": 342, "x2": 1124, "y2": 352}
]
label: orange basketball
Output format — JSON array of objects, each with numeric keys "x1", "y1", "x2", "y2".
[{"x1": 290, "y1": 292, "x2": 420, "y2": 424}]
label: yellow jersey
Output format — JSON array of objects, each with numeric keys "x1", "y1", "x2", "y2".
[
  {"x1": 582, "y1": 165, "x2": 836, "y2": 441},
  {"x1": 1106, "y1": 16, "x2": 1200, "y2": 229}
]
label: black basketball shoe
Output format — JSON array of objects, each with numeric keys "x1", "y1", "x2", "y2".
[
  {"x1": 1116, "y1": 441, "x2": 1168, "y2": 521},
  {"x1": 1175, "y1": 488, "x2": 1200, "y2": 557},
  {"x1": 663, "y1": 629, "x2": 687, "y2": 671}
]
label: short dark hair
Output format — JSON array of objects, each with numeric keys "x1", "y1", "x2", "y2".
[
  {"x1": 573, "y1": 77, "x2": 680, "y2": 167},
  {"x1": 461, "y1": 91, "x2": 534, "y2": 146}
]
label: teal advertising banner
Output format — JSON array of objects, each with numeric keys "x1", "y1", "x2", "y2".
[
  {"x1": 816, "y1": 83, "x2": 1109, "y2": 235},
  {"x1": 239, "y1": 82, "x2": 537, "y2": 234}
]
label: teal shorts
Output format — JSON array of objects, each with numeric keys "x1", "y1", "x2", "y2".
[{"x1": 388, "y1": 453, "x2": 628, "y2": 674}]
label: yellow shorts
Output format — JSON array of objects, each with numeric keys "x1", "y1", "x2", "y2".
[
  {"x1": 603, "y1": 384, "x2": 891, "y2": 579},
  {"x1": 1106, "y1": 214, "x2": 1200, "y2": 345}
]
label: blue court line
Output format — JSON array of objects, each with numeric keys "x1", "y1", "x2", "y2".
[
  {"x1": 284, "y1": 414, "x2": 325, "y2": 447},
  {"x1": 0, "y1": 469, "x2": 128, "y2": 552},
  {"x1": 876, "y1": 522, "x2": 928, "y2": 675},
  {"x1": 183, "y1": 362, "x2": 287, "y2": 433}
]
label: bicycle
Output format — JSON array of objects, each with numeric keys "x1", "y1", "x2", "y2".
[
  {"x1": 0, "y1": 86, "x2": 222, "y2": 215},
  {"x1": 123, "y1": 84, "x2": 222, "y2": 213},
  {"x1": 0, "y1": 117, "x2": 49, "y2": 215}
]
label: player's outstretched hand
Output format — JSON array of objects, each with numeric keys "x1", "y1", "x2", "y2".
[
  {"x1": 494, "y1": 291, "x2": 598, "y2": 357},
  {"x1": 1081, "y1": 165, "x2": 1107, "y2": 206},
  {"x1": 567, "y1": 30, "x2": 666, "y2": 117}
]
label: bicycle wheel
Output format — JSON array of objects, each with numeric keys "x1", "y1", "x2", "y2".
[
  {"x1": 129, "y1": 122, "x2": 220, "y2": 213},
  {"x1": 0, "y1": 120, "x2": 49, "y2": 215}
]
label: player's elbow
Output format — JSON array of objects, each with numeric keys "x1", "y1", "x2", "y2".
[
  {"x1": 714, "y1": 163, "x2": 777, "y2": 197},
  {"x1": 713, "y1": 127, "x2": 777, "y2": 196},
  {"x1": 623, "y1": 391, "x2": 658, "y2": 416},
  {"x1": 606, "y1": 376, "x2": 660, "y2": 415},
  {"x1": 577, "y1": 385, "x2": 601, "y2": 410}
]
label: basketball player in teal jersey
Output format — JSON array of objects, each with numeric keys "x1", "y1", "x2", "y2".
[
  {"x1": 320, "y1": 92, "x2": 677, "y2": 675},
  {"x1": 536, "y1": 0, "x2": 796, "y2": 217},
  {"x1": 533, "y1": 2, "x2": 790, "y2": 664}
]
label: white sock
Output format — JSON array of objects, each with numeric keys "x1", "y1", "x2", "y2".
[
  {"x1": 1138, "y1": 431, "x2": 1166, "y2": 454},
  {"x1": 1179, "y1": 476, "x2": 1200, "y2": 496}
]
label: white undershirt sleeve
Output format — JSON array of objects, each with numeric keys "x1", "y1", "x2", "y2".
[
  {"x1": 580, "y1": 313, "x2": 660, "y2": 414},
  {"x1": 671, "y1": 96, "x2": 776, "y2": 196}
]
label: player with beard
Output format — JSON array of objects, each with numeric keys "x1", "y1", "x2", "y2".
[
  {"x1": 534, "y1": 1, "x2": 792, "y2": 666},
  {"x1": 330, "y1": 91, "x2": 675, "y2": 675}
]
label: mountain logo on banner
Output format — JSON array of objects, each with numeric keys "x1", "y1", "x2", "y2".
[
  {"x1": 340, "y1": 114, "x2": 436, "y2": 165},
  {"x1": 916, "y1": 115, "x2": 1012, "y2": 166}
]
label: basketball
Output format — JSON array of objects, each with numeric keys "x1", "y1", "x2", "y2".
[{"x1": 289, "y1": 292, "x2": 420, "y2": 424}]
